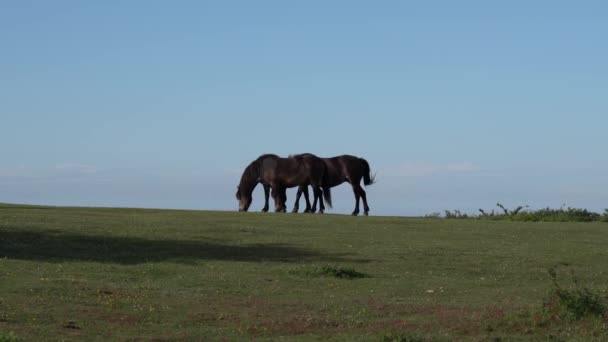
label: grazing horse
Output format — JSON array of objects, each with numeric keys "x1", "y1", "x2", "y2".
[
  {"x1": 235, "y1": 154, "x2": 332, "y2": 212},
  {"x1": 291, "y1": 155, "x2": 375, "y2": 216}
]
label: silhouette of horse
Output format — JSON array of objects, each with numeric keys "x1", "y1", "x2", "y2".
[
  {"x1": 236, "y1": 154, "x2": 332, "y2": 213},
  {"x1": 290, "y1": 155, "x2": 375, "y2": 216}
]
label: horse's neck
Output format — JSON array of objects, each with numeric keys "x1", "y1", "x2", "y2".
[
  {"x1": 240, "y1": 177, "x2": 258, "y2": 197},
  {"x1": 240, "y1": 163, "x2": 260, "y2": 193}
]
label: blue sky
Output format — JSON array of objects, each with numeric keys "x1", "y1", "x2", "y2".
[{"x1": 1, "y1": 1, "x2": 607, "y2": 215}]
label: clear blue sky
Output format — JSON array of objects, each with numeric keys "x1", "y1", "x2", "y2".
[{"x1": 2, "y1": 1, "x2": 607, "y2": 215}]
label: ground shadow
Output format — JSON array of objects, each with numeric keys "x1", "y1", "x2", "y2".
[{"x1": 0, "y1": 228, "x2": 369, "y2": 265}]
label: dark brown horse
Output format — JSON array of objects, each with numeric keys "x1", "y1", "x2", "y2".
[
  {"x1": 291, "y1": 155, "x2": 375, "y2": 216},
  {"x1": 236, "y1": 154, "x2": 332, "y2": 212}
]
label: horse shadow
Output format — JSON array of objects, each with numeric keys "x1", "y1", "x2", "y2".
[{"x1": 0, "y1": 228, "x2": 370, "y2": 265}]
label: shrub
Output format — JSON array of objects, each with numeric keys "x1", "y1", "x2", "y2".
[
  {"x1": 518, "y1": 207, "x2": 600, "y2": 222},
  {"x1": 289, "y1": 264, "x2": 368, "y2": 279},
  {"x1": 543, "y1": 266, "x2": 607, "y2": 320},
  {"x1": 445, "y1": 203, "x2": 607, "y2": 222},
  {"x1": 444, "y1": 210, "x2": 469, "y2": 219},
  {"x1": 424, "y1": 212, "x2": 441, "y2": 219}
]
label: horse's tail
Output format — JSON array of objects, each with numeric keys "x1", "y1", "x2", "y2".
[
  {"x1": 322, "y1": 163, "x2": 332, "y2": 208},
  {"x1": 361, "y1": 158, "x2": 376, "y2": 186}
]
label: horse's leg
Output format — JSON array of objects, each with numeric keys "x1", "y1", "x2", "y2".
[
  {"x1": 360, "y1": 186, "x2": 370, "y2": 216},
  {"x1": 316, "y1": 185, "x2": 325, "y2": 214},
  {"x1": 353, "y1": 183, "x2": 369, "y2": 216},
  {"x1": 351, "y1": 183, "x2": 361, "y2": 216},
  {"x1": 292, "y1": 186, "x2": 303, "y2": 213},
  {"x1": 280, "y1": 187, "x2": 287, "y2": 213},
  {"x1": 271, "y1": 185, "x2": 283, "y2": 212},
  {"x1": 261, "y1": 184, "x2": 270, "y2": 212},
  {"x1": 310, "y1": 186, "x2": 319, "y2": 213},
  {"x1": 303, "y1": 186, "x2": 312, "y2": 213}
]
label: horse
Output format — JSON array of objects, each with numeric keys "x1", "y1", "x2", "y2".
[
  {"x1": 235, "y1": 154, "x2": 332, "y2": 213},
  {"x1": 290, "y1": 155, "x2": 375, "y2": 216}
]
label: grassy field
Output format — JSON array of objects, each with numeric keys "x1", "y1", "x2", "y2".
[{"x1": 1, "y1": 203, "x2": 607, "y2": 341}]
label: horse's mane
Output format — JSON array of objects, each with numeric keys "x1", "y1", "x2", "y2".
[
  {"x1": 243, "y1": 154, "x2": 280, "y2": 180},
  {"x1": 288, "y1": 153, "x2": 316, "y2": 158},
  {"x1": 243, "y1": 159, "x2": 260, "y2": 180},
  {"x1": 258, "y1": 153, "x2": 280, "y2": 159}
]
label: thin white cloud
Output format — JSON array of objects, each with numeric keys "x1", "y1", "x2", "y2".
[
  {"x1": 381, "y1": 161, "x2": 480, "y2": 178},
  {"x1": 0, "y1": 163, "x2": 101, "y2": 185},
  {"x1": 446, "y1": 162, "x2": 478, "y2": 172},
  {"x1": 55, "y1": 164, "x2": 97, "y2": 174}
]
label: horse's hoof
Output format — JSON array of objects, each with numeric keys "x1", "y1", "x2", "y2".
[
  {"x1": 351, "y1": 212, "x2": 359, "y2": 216},
  {"x1": 318, "y1": 210, "x2": 324, "y2": 214},
  {"x1": 364, "y1": 212, "x2": 369, "y2": 216},
  {"x1": 292, "y1": 209, "x2": 299, "y2": 213}
]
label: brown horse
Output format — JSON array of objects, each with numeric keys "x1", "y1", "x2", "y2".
[
  {"x1": 236, "y1": 154, "x2": 332, "y2": 212},
  {"x1": 291, "y1": 155, "x2": 375, "y2": 216}
]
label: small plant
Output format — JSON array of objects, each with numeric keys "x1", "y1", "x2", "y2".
[
  {"x1": 383, "y1": 331, "x2": 426, "y2": 342},
  {"x1": 0, "y1": 332, "x2": 20, "y2": 342},
  {"x1": 543, "y1": 266, "x2": 607, "y2": 320},
  {"x1": 483, "y1": 268, "x2": 608, "y2": 339},
  {"x1": 289, "y1": 264, "x2": 368, "y2": 279}
]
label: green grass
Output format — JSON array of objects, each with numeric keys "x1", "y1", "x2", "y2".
[{"x1": 1, "y1": 203, "x2": 607, "y2": 341}]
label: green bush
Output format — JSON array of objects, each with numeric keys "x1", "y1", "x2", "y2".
[{"x1": 441, "y1": 203, "x2": 607, "y2": 222}]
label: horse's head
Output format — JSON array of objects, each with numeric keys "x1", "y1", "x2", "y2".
[
  {"x1": 236, "y1": 157, "x2": 267, "y2": 212},
  {"x1": 236, "y1": 185, "x2": 252, "y2": 212},
  {"x1": 236, "y1": 165, "x2": 257, "y2": 211}
]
